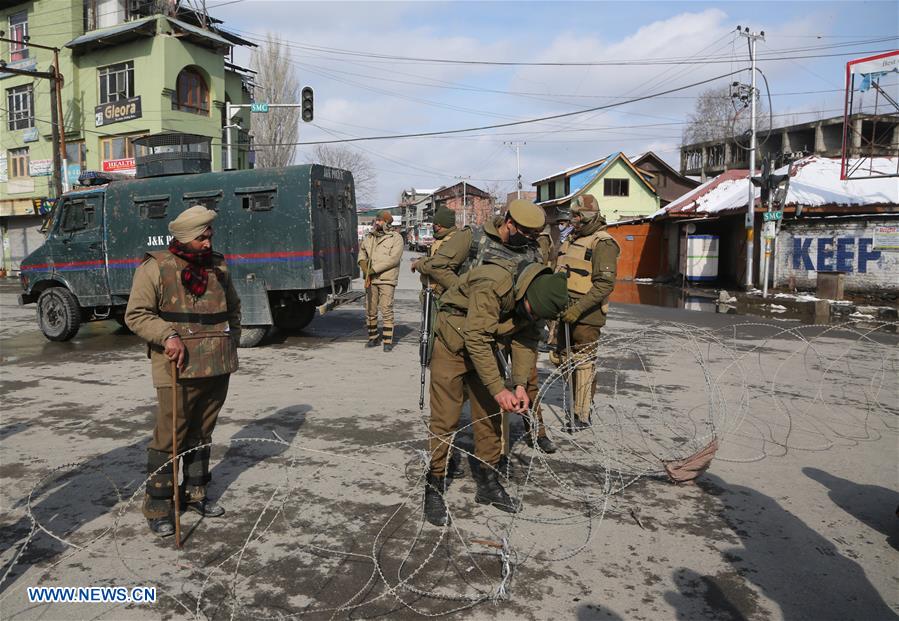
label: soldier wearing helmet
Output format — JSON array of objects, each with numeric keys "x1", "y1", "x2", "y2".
[
  {"x1": 554, "y1": 195, "x2": 620, "y2": 431},
  {"x1": 423, "y1": 260, "x2": 569, "y2": 526}
]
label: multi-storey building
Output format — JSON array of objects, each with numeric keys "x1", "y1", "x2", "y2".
[
  {"x1": 679, "y1": 113, "x2": 899, "y2": 181},
  {"x1": 1, "y1": 0, "x2": 254, "y2": 272}
]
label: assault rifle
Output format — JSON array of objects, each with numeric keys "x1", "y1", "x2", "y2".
[{"x1": 419, "y1": 287, "x2": 434, "y2": 410}]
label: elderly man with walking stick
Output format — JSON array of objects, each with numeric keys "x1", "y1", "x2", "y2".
[{"x1": 125, "y1": 205, "x2": 241, "y2": 539}]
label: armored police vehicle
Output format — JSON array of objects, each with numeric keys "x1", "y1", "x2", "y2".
[{"x1": 18, "y1": 164, "x2": 360, "y2": 347}]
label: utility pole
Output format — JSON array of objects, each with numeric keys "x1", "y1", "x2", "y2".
[
  {"x1": 0, "y1": 35, "x2": 69, "y2": 194},
  {"x1": 738, "y1": 26, "x2": 764, "y2": 290},
  {"x1": 454, "y1": 176, "x2": 470, "y2": 225},
  {"x1": 504, "y1": 141, "x2": 526, "y2": 198}
]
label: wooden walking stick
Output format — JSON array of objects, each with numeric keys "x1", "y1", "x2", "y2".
[{"x1": 171, "y1": 361, "x2": 182, "y2": 549}]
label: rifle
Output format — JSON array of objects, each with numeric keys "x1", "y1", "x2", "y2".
[
  {"x1": 564, "y1": 322, "x2": 575, "y2": 422},
  {"x1": 418, "y1": 286, "x2": 434, "y2": 410},
  {"x1": 493, "y1": 348, "x2": 515, "y2": 458}
]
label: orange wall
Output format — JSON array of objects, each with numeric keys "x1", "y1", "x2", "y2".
[{"x1": 607, "y1": 222, "x2": 665, "y2": 280}]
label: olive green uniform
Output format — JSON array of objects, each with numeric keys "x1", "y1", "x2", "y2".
[
  {"x1": 358, "y1": 228, "x2": 404, "y2": 345},
  {"x1": 463, "y1": 216, "x2": 552, "y2": 440},
  {"x1": 428, "y1": 264, "x2": 540, "y2": 476},
  {"x1": 416, "y1": 225, "x2": 472, "y2": 296},
  {"x1": 555, "y1": 216, "x2": 620, "y2": 423},
  {"x1": 125, "y1": 250, "x2": 241, "y2": 518}
]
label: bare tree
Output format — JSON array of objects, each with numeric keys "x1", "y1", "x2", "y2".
[
  {"x1": 250, "y1": 34, "x2": 299, "y2": 168},
  {"x1": 309, "y1": 144, "x2": 377, "y2": 205},
  {"x1": 682, "y1": 85, "x2": 769, "y2": 145}
]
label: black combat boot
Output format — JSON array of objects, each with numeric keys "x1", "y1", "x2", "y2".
[
  {"x1": 475, "y1": 466, "x2": 521, "y2": 514},
  {"x1": 530, "y1": 435, "x2": 558, "y2": 454},
  {"x1": 423, "y1": 473, "x2": 449, "y2": 526},
  {"x1": 496, "y1": 454, "x2": 514, "y2": 480},
  {"x1": 145, "y1": 449, "x2": 175, "y2": 538},
  {"x1": 147, "y1": 514, "x2": 175, "y2": 538},
  {"x1": 447, "y1": 450, "x2": 465, "y2": 478}
]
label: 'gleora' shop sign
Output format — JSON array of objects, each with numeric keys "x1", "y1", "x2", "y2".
[{"x1": 95, "y1": 96, "x2": 142, "y2": 127}]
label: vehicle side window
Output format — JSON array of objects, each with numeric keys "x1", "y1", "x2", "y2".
[
  {"x1": 60, "y1": 200, "x2": 94, "y2": 233},
  {"x1": 134, "y1": 194, "x2": 169, "y2": 219},
  {"x1": 183, "y1": 190, "x2": 223, "y2": 212},
  {"x1": 236, "y1": 186, "x2": 277, "y2": 212}
]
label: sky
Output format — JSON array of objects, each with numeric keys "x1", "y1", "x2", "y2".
[{"x1": 209, "y1": 0, "x2": 899, "y2": 207}]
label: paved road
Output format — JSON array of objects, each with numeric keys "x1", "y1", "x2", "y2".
[{"x1": 1, "y1": 252, "x2": 897, "y2": 620}]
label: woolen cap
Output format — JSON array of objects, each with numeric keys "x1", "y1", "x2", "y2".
[
  {"x1": 378, "y1": 210, "x2": 394, "y2": 225},
  {"x1": 507, "y1": 199, "x2": 545, "y2": 230},
  {"x1": 433, "y1": 207, "x2": 455, "y2": 228},
  {"x1": 168, "y1": 205, "x2": 217, "y2": 243},
  {"x1": 525, "y1": 273, "x2": 570, "y2": 320}
]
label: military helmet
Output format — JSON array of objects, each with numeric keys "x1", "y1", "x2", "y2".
[
  {"x1": 571, "y1": 195, "x2": 598, "y2": 214},
  {"x1": 514, "y1": 263, "x2": 569, "y2": 319},
  {"x1": 507, "y1": 199, "x2": 545, "y2": 230}
]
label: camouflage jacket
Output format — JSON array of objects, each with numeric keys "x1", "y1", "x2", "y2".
[{"x1": 125, "y1": 251, "x2": 241, "y2": 386}]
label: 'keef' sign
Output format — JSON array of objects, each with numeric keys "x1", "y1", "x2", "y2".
[
  {"x1": 791, "y1": 237, "x2": 881, "y2": 273},
  {"x1": 95, "y1": 96, "x2": 142, "y2": 127}
]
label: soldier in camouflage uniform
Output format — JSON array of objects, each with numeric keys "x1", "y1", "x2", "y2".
[
  {"x1": 424, "y1": 261, "x2": 568, "y2": 525},
  {"x1": 555, "y1": 195, "x2": 620, "y2": 431},
  {"x1": 125, "y1": 206, "x2": 241, "y2": 538}
]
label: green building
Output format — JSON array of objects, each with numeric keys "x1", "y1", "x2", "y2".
[
  {"x1": 1, "y1": 1, "x2": 255, "y2": 272},
  {"x1": 533, "y1": 152, "x2": 661, "y2": 223}
]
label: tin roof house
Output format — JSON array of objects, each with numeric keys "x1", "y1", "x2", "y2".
[{"x1": 532, "y1": 152, "x2": 660, "y2": 223}]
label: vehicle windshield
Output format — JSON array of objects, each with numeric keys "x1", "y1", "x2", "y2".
[{"x1": 40, "y1": 198, "x2": 63, "y2": 234}]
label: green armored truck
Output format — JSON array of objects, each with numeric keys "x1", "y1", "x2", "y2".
[{"x1": 18, "y1": 164, "x2": 360, "y2": 347}]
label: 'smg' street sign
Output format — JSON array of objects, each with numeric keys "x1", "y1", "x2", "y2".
[
  {"x1": 763, "y1": 211, "x2": 783, "y2": 222},
  {"x1": 251, "y1": 102, "x2": 270, "y2": 113}
]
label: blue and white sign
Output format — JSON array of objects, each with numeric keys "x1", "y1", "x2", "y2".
[
  {"x1": 776, "y1": 219, "x2": 899, "y2": 293},
  {"x1": 22, "y1": 127, "x2": 39, "y2": 143}
]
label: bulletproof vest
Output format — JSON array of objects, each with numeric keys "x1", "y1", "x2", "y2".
[
  {"x1": 150, "y1": 251, "x2": 238, "y2": 379},
  {"x1": 463, "y1": 226, "x2": 542, "y2": 277},
  {"x1": 556, "y1": 229, "x2": 619, "y2": 297}
]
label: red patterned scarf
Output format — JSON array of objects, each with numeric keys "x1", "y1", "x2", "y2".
[{"x1": 168, "y1": 240, "x2": 219, "y2": 297}]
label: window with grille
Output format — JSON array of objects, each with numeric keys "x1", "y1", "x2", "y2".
[
  {"x1": 237, "y1": 187, "x2": 277, "y2": 212},
  {"x1": 6, "y1": 85, "x2": 34, "y2": 130},
  {"x1": 174, "y1": 68, "x2": 209, "y2": 115},
  {"x1": 8, "y1": 148, "x2": 29, "y2": 178},
  {"x1": 137, "y1": 200, "x2": 168, "y2": 219},
  {"x1": 603, "y1": 178, "x2": 629, "y2": 197},
  {"x1": 9, "y1": 12, "x2": 28, "y2": 61},
  {"x1": 61, "y1": 200, "x2": 95, "y2": 232},
  {"x1": 98, "y1": 61, "x2": 134, "y2": 104}
]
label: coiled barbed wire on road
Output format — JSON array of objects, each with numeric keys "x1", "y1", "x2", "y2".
[{"x1": 1, "y1": 320, "x2": 896, "y2": 619}]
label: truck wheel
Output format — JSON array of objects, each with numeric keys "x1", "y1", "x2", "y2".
[
  {"x1": 273, "y1": 302, "x2": 316, "y2": 332},
  {"x1": 239, "y1": 326, "x2": 269, "y2": 348},
  {"x1": 37, "y1": 288, "x2": 81, "y2": 342}
]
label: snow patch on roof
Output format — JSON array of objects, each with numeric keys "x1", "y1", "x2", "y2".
[
  {"x1": 780, "y1": 156, "x2": 898, "y2": 207},
  {"x1": 653, "y1": 156, "x2": 899, "y2": 219}
]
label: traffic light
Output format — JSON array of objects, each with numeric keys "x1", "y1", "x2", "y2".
[{"x1": 301, "y1": 86, "x2": 313, "y2": 122}]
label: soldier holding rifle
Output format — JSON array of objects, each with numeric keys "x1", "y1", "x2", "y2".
[
  {"x1": 358, "y1": 211, "x2": 404, "y2": 352},
  {"x1": 125, "y1": 206, "x2": 241, "y2": 538}
]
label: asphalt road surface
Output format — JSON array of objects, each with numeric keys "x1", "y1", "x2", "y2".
[{"x1": 1, "y1": 251, "x2": 897, "y2": 621}]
